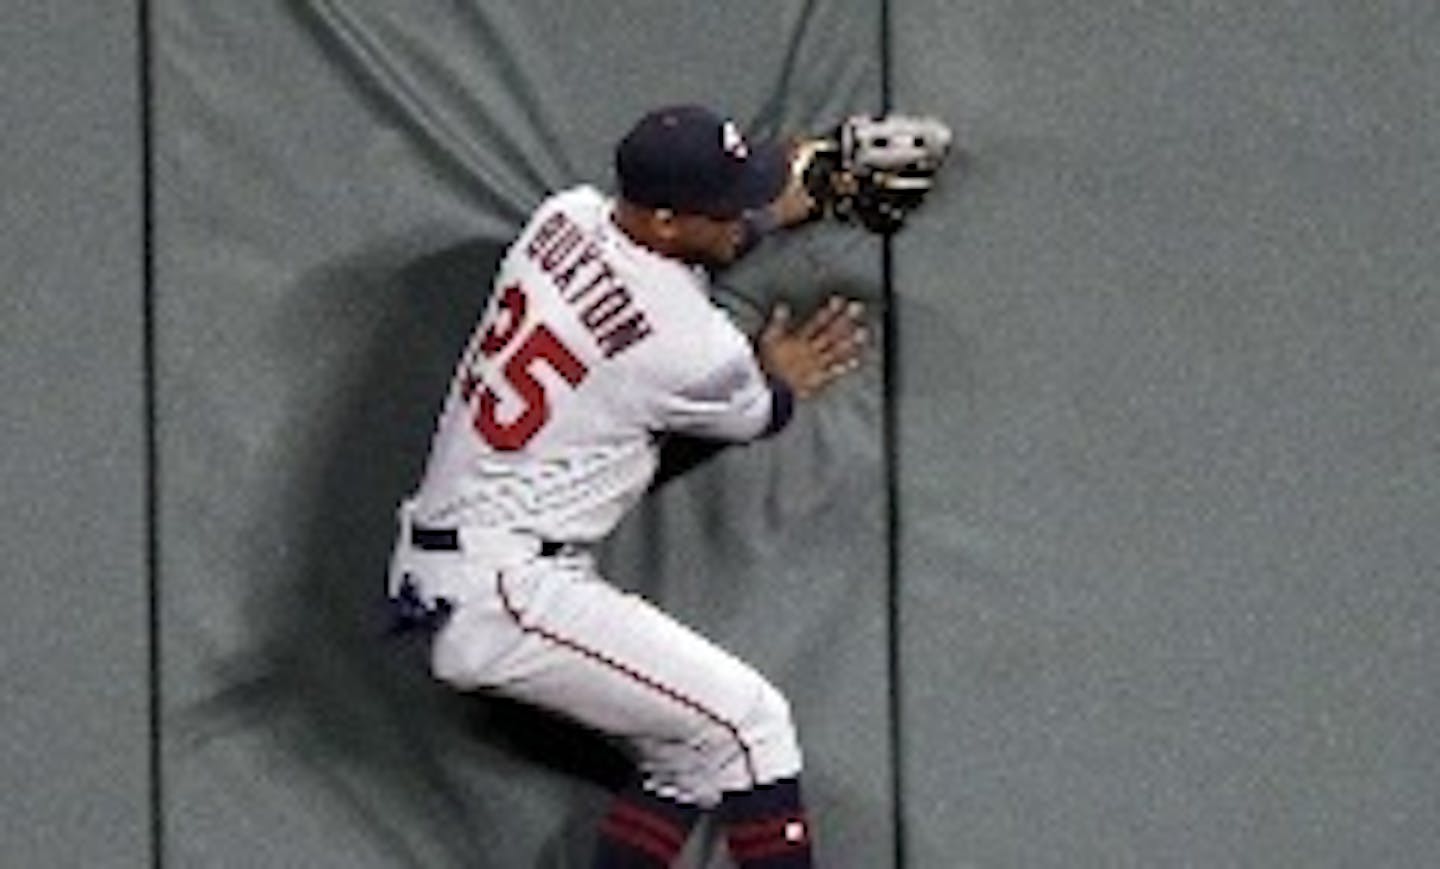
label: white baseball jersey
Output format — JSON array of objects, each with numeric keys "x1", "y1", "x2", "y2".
[
  {"x1": 410, "y1": 185, "x2": 780, "y2": 542},
  {"x1": 389, "y1": 186, "x2": 804, "y2": 807}
]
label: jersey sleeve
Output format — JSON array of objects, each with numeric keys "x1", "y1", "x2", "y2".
[{"x1": 651, "y1": 317, "x2": 790, "y2": 442}]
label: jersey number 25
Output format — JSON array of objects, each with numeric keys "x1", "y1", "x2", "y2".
[{"x1": 460, "y1": 282, "x2": 588, "y2": 450}]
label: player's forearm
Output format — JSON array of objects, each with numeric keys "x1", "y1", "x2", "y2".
[
  {"x1": 735, "y1": 207, "x2": 782, "y2": 260},
  {"x1": 650, "y1": 377, "x2": 793, "y2": 488},
  {"x1": 759, "y1": 375, "x2": 795, "y2": 437},
  {"x1": 735, "y1": 161, "x2": 819, "y2": 257}
]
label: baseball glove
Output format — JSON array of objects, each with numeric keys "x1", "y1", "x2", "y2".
[{"x1": 793, "y1": 114, "x2": 955, "y2": 234}]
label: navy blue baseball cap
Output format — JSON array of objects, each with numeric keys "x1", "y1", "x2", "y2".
[{"x1": 615, "y1": 105, "x2": 790, "y2": 219}]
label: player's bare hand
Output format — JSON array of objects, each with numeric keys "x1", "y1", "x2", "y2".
[
  {"x1": 768, "y1": 139, "x2": 820, "y2": 228},
  {"x1": 758, "y1": 296, "x2": 868, "y2": 399},
  {"x1": 768, "y1": 175, "x2": 819, "y2": 228}
]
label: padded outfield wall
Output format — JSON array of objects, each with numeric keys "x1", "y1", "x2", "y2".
[
  {"x1": 3, "y1": 1, "x2": 1437, "y2": 866},
  {"x1": 2, "y1": 3, "x2": 149, "y2": 866}
]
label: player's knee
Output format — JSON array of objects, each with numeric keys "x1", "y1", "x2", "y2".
[
  {"x1": 737, "y1": 679, "x2": 802, "y2": 781},
  {"x1": 637, "y1": 676, "x2": 801, "y2": 805},
  {"x1": 746, "y1": 680, "x2": 794, "y2": 737}
]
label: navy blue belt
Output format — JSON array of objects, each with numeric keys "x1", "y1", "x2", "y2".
[{"x1": 410, "y1": 524, "x2": 568, "y2": 557}]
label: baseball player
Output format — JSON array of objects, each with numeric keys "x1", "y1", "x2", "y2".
[{"x1": 387, "y1": 105, "x2": 867, "y2": 868}]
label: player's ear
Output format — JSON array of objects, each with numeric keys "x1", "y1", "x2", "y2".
[{"x1": 652, "y1": 208, "x2": 680, "y2": 241}]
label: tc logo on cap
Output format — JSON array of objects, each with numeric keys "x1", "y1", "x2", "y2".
[{"x1": 721, "y1": 120, "x2": 749, "y2": 160}]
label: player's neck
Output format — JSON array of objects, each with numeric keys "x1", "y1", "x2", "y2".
[{"x1": 613, "y1": 199, "x2": 681, "y2": 260}]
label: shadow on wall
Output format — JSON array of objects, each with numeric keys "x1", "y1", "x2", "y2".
[{"x1": 184, "y1": 239, "x2": 629, "y2": 868}]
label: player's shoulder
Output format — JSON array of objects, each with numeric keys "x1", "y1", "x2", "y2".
[
  {"x1": 645, "y1": 291, "x2": 757, "y2": 386},
  {"x1": 537, "y1": 185, "x2": 608, "y2": 223}
]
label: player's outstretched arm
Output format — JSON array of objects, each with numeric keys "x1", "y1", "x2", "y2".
[
  {"x1": 736, "y1": 142, "x2": 820, "y2": 252},
  {"x1": 765, "y1": 162, "x2": 820, "y2": 229},
  {"x1": 758, "y1": 296, "x2": 868, "y2": 399}
]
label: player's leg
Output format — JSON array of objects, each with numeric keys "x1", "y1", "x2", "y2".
[
  {"x1": 590, "y1": 777, "x2": 815, "y2": 869},
  {"x1": 429, "y1": 554, "x2": 808, "y2": 864},
  {"x1": 590, "y1": 776, "x2": 702, "y2": 868},
  {"x1": 717, "y1": 777, "x2": 813, "y2": 867}
]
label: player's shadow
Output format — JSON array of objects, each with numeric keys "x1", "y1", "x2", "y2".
[{"x1": 180, "y1": 237, "x2": 629, "y2": 868}]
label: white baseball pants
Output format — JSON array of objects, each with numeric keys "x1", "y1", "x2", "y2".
[{"x1": 388, "y1": 520, "x2": 803, "y2": 808}]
